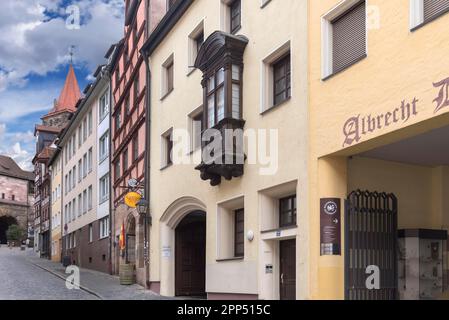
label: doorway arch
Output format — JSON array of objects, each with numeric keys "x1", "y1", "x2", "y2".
[
  {"x1": 0, "y1": 216, "x2": 18, "y2": 244},
  {"x1": 159, "y1": 197, "x2": 207, "y2": 297},
  {"x1": 175, "y1": 211, "x2": 206, "y2": 297}
]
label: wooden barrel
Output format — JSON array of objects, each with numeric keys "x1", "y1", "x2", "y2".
[{"x1": 119, "y1": 264, "x2": 136, "y2": 285}]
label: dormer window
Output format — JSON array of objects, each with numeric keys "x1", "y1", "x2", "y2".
[{"x1": 194, "y1": 31, "x2": 248, "y2": 186}]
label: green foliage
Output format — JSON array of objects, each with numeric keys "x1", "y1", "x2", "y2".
[{"x1": 6, "y1": 224, "x2": 25, "y2": 241}]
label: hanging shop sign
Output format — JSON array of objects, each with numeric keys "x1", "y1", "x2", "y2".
[
  {"x1": 124, "y1": 191, "x2": 142, "y2": 208},
  {"x1": 320, "y1": 198, "x2": 341, "y2": 256}
]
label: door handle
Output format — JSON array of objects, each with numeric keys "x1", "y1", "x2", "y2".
[{"x1": 281, "y1": 273, "x2": 284, "y2": 284}]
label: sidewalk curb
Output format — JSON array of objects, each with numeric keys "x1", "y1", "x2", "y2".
[{"x1": 29, "y1": 260, "x2": 105, "y2": 300}]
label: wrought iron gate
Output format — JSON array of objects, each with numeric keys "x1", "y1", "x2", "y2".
[{"x1": 345, "y1": 190, "x2": 398, "y2": 300}]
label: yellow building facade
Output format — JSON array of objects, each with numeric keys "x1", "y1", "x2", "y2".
[
  {"x1": 309, "y1": 0, "x2": 449, "y2": 299},
  {"x1": 49, "y1": 152, "x2": 62, "y2": 262},
  {"x1": 139, "y1": 0, "x2": 449, "y2": 300}
]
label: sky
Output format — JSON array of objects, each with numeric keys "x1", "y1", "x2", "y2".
[{"x1": 0, "y1": 0, "x2": 125, "y2": 171}]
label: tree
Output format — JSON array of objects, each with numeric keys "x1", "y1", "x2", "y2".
[{"x1": 6, "y1": 224, "x2": 25, "y2": 242}]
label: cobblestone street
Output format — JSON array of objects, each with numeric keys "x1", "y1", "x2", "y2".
[
  {"x1": 0, "y1": 246, "x2": 96, "y2": 300},
  {"x1": 0, "y1": 247, "x2": 170, "y2": 300}
]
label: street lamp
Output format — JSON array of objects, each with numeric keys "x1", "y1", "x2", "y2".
[{"x1": 136, "y1": 199, "x2": 151, "y2": 225}]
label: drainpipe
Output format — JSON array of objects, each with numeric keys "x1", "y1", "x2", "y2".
[{"x1": 142, "y1": 50, "x2": 152, "y2": 290}]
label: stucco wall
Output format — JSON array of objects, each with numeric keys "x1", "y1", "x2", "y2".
[{"x1": 148, "y1": 0, "x2": 309, "y2": 299}]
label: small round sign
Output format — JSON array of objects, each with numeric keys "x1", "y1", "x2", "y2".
[{"x1": 324, "y1": 201, "x2": 338, "y2": 215}]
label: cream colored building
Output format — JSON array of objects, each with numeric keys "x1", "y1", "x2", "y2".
[
  {"x1": 59, "y1": 70, "x2": 111, "y2": 273},
  {"x1": 142, "y1": 0, "x2": 309, "y2": 299},
  {"x1": 49, "y1": 152, "x2": 62, "y2": 262}
]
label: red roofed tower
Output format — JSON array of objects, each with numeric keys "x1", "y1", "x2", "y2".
[{"x1": 32, "y1": 63, "x2": 81, "y2": 259}]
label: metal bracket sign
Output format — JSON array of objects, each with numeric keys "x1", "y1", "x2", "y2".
[{"x1": 320, "y1": 198, "x2": 341, "y2": 256}]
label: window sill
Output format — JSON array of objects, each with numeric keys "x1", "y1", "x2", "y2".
[
  {"x1": 160, "y1": 88, "x2": 174, "y2": 101},
  {"x1": 260, "y1": 97, "x2": 291, "y2": 116},
  {"x1": 99, "y1": 198, "x2": 109, "y2": 205},
  {"x1": 411, "y1": 8, "x2": 449, "y2": 32},
  {"x1": 322, "y1": 54, "x2": 367, "y2": 81},
  {"x1": 261, "y1": 225, "x2": 297, "y2": 234},
  {"x1": 186, "y1": 67, "x2": 197, "y2": 77},
  {"x1": 260, "y1": 0, "x2": 272, "y2": 9},
  {"x1": 160, "y1": 163, "x2": 173, "y2": 171},
  {"x1": 216, "y1": 257, "x2": 244, "y2": 263}
]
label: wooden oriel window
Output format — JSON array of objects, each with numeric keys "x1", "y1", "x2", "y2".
[
  {"x1": 279, "y1": 195, "x2": 297, "y2": 228},
  {"x1": 273, "y1": 54, "x2": 291, "y2": 106},
  {"x1": 234, "y1": 209, "x2": 244, "y2": 257},
  {"x1": 206, "y1": 65, "x2": 242, "y2": 128},
  {"x1": 230, "y1": 0, "x2": 242, "y2": 34}
]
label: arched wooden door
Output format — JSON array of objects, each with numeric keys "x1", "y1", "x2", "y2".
[{"x1": 175, "y1": 211, "x2": 206, "y2": 297}]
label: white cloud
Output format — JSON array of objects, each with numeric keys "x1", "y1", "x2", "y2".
[
  {"x1": 0, "y1": 123, "x2": 35, "y2": 171},
  {"x1": 0, "y1": 0, "x2": 124, "y2": 170},
  {"x1": 0, "y1": 0, "x2": 124, "y2": 92}
]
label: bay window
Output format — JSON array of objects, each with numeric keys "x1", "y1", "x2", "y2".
[{"x1": 194, "y1": 31, "x2": 248, "y2": 185}]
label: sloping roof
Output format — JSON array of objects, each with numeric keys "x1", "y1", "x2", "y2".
[
  {"x1": 44, "y1": 64, "x2": 81, "y2": 117},
  {"x1": 35, "y1": 125, "x2": 62, "y2": 134},
  {"x1": 0, "y1": 155, "x2": 34, "y2": 181}
]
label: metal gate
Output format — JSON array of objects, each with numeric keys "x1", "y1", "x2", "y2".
[{"x1": 345, "y1": 190, "x2": 398, "y2": 300}]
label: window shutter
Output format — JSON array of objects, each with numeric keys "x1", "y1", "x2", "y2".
[
  {"x1": 423, "y1": 0, "x2": 449, "y2": 22},
  {"x1": 332, "y1": 1, "x2": 366, "y2": 74}
]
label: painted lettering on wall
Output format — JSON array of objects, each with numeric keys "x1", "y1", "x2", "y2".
[
  {"x1": 433, "y1": 76, "x2": 449, "y2": 113},
  {"x1": 343, "y1": 98, "x2": 418, "y2": 147},
  {"x1": 343, "y1": 76, "x2": 449, "y2": 147}
]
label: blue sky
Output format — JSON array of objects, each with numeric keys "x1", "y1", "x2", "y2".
[{"x1": 0, "y1": 0, "x2": 124, "y2": 170}]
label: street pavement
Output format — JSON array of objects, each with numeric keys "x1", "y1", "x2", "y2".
[
  {"x1": 0, "y1": 246, "x2": 96, "y2": 300},
  {"x1": 0, "y1": 246, "x2": 170, "y2": 300}
]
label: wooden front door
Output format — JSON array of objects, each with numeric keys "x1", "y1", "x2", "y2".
[
  {"x1": 175, "y1": 213, "x2": 206, "y2": 297},
  {"x1": 280, "y1": 239, "x2": 296, "y2": 300}
]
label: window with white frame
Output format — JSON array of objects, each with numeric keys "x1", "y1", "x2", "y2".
[
  {"x1": 261, "y1": 41, "x2": 291, "y2": 113},
  {"x1": 161, "y1": 54, "x2": 174, "y2": 98},
  {"x1": 78, "y1": 159, "x2": 82, "y2": 182},
  {"x1": 161, "y1": 128, "x2": 173, "y2": 168},
  {"x1": 220, "y1": 0, "x2": 242, "y2": 34},
  {"x1": 88, "y1": 111, "x2": 93, "y2": 136},
  {"x1": 88, "y1": 185, "x2": 93, "y2": 211},
  {"x1": 83, "y1": 118, "x2": 88, "y2": 141},
  {"x1": 99, "y1": 131, "x2": 109, "y2": 162},
  {"x1": 88, "y1": 148, "x2": 93, "y2": 173},
  {"x1": 78, "y1": 126, "x2": 82, "y2": 147},
  {"x1": 188, "y1": 106, "x2": 203, "y2": 152},
  {"x1": 83, "y1": 189, "x2": 87, "y2": 214},
  {"x1": 99, "y1": 216, "x2": 109, "y2": 239},
  {"x1": 99, "y1": 174, "x2": 109, "y2": 204},
  {"x1": 99, "y1": 91, "x2": 109, "y2": 121},
  {"x1": 321, "y1": 0, "x2": 367, "y2": 79},
  {"x1": 88, "y1": 224, "x2": 93, "y2": 243},
  {"x1": 410, "y1": 0, "x2": 449, "y2": 29},
  {"x1": 188, "y1": 21, "x2": 204, "y2": 74},
  {"x1": 78, "y1": 194, "x2": 82, "y2": 217},
  {"x1": 83, "y1": 153, "x2": 87, "y2": 178}
]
